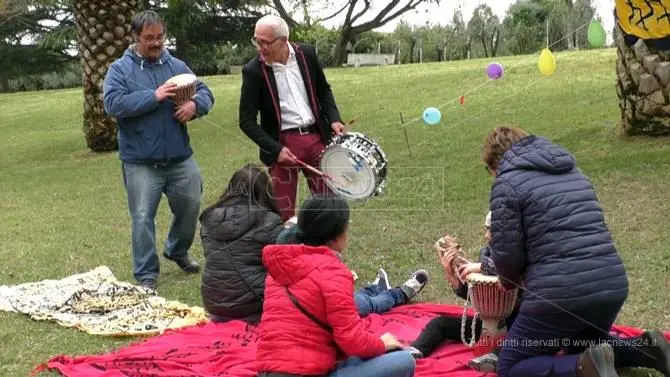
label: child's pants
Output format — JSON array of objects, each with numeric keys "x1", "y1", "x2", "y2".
[{"x1": 410, "y1": 307, "x2": 519, "y2": 357}]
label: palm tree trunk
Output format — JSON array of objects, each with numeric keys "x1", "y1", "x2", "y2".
[
  {"x1": 615, "y1": 24, "x2": 670, "y2": 136},
  {"x1": 73, "y1": 0, "x2": 140, "y2": 151}
]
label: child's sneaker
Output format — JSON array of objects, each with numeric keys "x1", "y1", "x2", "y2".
[
  {"x1": 372, "y1": 268, "x2": 391, "y2": 291},
  {"x1": 468, "y1": 353, "x2": 498, "y2": 372},
  {"x1": 405, "y1": 346, "x2": 424, "y2": 359},
  {"x1": 400, "y1": 270, "x2": 429, "y2": 301}
]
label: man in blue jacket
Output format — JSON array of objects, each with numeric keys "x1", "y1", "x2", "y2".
[{"x1": 103, "y1": 10, "x2": 215, "y2": 290}]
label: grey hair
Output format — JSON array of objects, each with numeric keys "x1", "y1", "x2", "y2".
[
  {"x1": 256, "y1": 15, "x2": 290, "y2": 38},
  {"x1": 131, "y1": 10, "x2": 166, "y2": 35}
]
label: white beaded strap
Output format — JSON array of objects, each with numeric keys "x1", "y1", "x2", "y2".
[{"x1": 460, "y1": 282, "x2": 478, "y2": 348}]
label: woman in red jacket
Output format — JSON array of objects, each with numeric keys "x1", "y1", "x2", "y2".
[{"x1": 256, "y1": 196, "x2": 416, "y2": 377}]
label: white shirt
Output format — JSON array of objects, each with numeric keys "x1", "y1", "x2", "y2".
[{"x1": 267, "y1": 43, "x2": 315, "y2": 131}]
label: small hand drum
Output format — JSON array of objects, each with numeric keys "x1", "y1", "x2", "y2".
[
  {"x1": 165, "y1": 73, "x2": 197, "y2": 105},
  {"x1": 464, "y1": 273, "x2": 518, "y2": 356},
  {"x1": 319, "y1": 132, "x2": 387, "y2": 200}
]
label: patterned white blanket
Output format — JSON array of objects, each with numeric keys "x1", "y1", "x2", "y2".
[{"x1": 0, "y1": 266, "x2": 207, "y2": 336}]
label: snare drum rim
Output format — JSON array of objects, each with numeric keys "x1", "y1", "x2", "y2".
[
  {"x1": 319, "y1": 132, "x2": 388, "y2": 200},
  {"x1": 320, "y1": 145, "x2": 377, "y2": 199},
  {"x1": 339, "y1": 132, "x2": 388, "y2": 184}
]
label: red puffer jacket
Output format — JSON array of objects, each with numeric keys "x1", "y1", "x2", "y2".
[{"x1": 256, "y1": 244, "x2": 386, "y2": 375}]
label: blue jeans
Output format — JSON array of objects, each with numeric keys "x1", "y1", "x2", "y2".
[
  {"x1": 354, "y1": 284, "x2": 407, "y2": 317},
  {"x1": 330, "y1": 351, "x2": 416, "y2": 377},
  {"x1": 121, "y1": 157, "x2": 202, "y2": 282}
]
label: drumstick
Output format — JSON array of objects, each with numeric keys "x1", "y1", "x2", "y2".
[
  {"x1": 346, "y1": 115, "x2": 361, "y2": 127},
  {"x1": 295, "y1": 159, "x2": 336, "y2": 181}
]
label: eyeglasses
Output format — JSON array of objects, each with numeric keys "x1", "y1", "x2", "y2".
[
  {"x1": 139, "y1": 34, "x2": 165, "y2": 44},
  {"x1": 251, "y1": 36, "x2": 282, "y2": 48}
]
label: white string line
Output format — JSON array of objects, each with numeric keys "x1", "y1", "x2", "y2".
[
  {"x1": 397, "y1": 73, "x2": 543, "y2": 158},
  {"x1": 361, "y1": 20, "x2": 594, "y2": 134},
  {"x1": 394, "y1": 21, "x2": 611, "y2": 156}
]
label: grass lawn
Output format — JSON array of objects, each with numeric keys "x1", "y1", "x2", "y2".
[{"x1": 1, "y1": 48, "x2": 669, "y2": 377}]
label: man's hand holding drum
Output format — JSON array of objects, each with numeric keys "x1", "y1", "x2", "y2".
[
  {"x1": 155, "y1": 81, "x2": 177, "y2": 102},
  {"x1": 175, "y1": 100, "x2": 197, "y2": 123},
  {"x1": 153, "y1": 81, "x2": 197, "y2": 124}
]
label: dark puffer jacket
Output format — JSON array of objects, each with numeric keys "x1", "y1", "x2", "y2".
[
  {"x1": 199, "y1": 197, "x2": 284, "y2": 323},
  {"x1": 489, "y1": 135, "x2": 629, "y2": 314}
]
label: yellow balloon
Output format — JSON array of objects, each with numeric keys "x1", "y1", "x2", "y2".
[{"x1": 538, "y1": 48, "x2": 556, "y2": 76}]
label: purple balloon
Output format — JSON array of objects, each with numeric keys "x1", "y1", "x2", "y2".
[{"x1": 486, "y1": 62, "x2": 504, "y2": 79}]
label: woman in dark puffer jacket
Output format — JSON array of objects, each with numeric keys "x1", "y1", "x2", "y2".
[
  {"x1": 482, "y1": 126, "x2": 635, "y2": 377},
  {"x1": 199, "y1": 164, "x2": 284, "y2": 324}
]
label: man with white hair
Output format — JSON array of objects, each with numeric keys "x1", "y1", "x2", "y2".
[{"x1": 238, "y1": 14, "x2": 346, "y2": 222}]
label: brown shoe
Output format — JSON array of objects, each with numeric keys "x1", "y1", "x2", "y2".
[{"x1": 576, "y1": 343, "x2": 619, "y2": 377}]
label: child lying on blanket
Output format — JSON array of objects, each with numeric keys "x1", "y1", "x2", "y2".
[
  {"x1": 408, "y1": 212, "x2": 670, "y2": 377},
  {"x1": 406, "y1": 211, "x2": 517, "y2": 373},
  {"x1": 257, "y1": 196, "x2": 417, "y2": 377},
  {"x1": 278, "y1": 217, "x2": 430, "y2": 318}
]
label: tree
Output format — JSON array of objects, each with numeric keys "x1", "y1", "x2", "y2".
[
  {"x1": 271, "y1": 0, "x2": 439, "y2": 66},
  {"x1": 391, "y1": 20, "x2": 415, "y2": 63},
  {"x1": 72, "y1": 0, "x2": 140, "y2": 151},
  {"x1": 293, "y1": 23, "x2": 339, "y2": 65},
  {"x1": 546, "y1": 0, "x2": 596, "y2": 50},
  {"x1": 467, "y1": 4, "x2": 500, "y2": 58},
  {"x1": 0, "y1": 0, "x2": 77, "y2": 92},
  {"x1": 158, "y1": 0, "x2": 262, "y2": 72},
  {"x1": 451, "y1": 8, "x2": 471, "y2": 59}
]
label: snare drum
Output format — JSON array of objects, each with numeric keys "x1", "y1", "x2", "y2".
[
  {"x1": 165, "y1": 73, "x2": 197, "y2": 105},
  {"x1": 319, "y1": 132, "x2": 387, "y2": 200},
  {"x1": 463, "y1": 273, "x2": 518, "y2": 356}
]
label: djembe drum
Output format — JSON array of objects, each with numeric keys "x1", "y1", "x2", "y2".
[
  {"x1": 462, "y1": 273, "x2": 518, "y2": 356},
  {"x1": 165, "y1": 73, "x2": 197, "y2": 105}
]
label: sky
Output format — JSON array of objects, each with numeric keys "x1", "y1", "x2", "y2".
[{"x1": 319, "y1": 0, "x2": 616, "y2": 44}]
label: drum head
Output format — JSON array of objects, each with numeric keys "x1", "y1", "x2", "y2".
[
  {"x1": 167, "y1": 73, "x2": 196, "y2": 86},
  {"x1": 466, "y1": 273, "x2": 499, "y2": 284},
  {"x1": 320, "y1": 145, "x2": 377, "y2": 200}
]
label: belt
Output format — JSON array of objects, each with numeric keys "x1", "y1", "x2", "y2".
[{"x1": 281, "y1": 125, "x2": 317, "y2": 135}]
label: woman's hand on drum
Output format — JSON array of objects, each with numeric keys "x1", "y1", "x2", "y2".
[
  {"x1": 457, "y1": 262, "x2": 482, "y2": 282},
  {"x1": 277, "y1": 147, "x2": 297, "y2": 165},
  {"x1": 380, "y1": 332, "x2": 402, "y2": 351}
]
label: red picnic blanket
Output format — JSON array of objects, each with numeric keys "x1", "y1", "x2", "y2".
[{"x1": 33, "y1": 303, "x2": 668, "y2": 377}]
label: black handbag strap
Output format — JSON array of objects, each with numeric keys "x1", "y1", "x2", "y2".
[{"x1": 284, "y1": 287, "x2": 332, "y2": 333}]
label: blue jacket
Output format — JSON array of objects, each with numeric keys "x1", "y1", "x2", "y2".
[
  {"x1": 103, "y1": 46, "x2": 214, "y2": 163},
  {"x1": 489, "y1": 135, "x2": 629, "y2": 313}
]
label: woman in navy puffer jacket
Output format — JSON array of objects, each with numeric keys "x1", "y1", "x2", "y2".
[{"x1": 483, "y1": 126, "x2": 630, "y2": 377}]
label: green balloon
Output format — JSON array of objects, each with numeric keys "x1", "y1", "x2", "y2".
[{"x1": 587, "y1": 20, "x2": 606, "y2": 48}]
